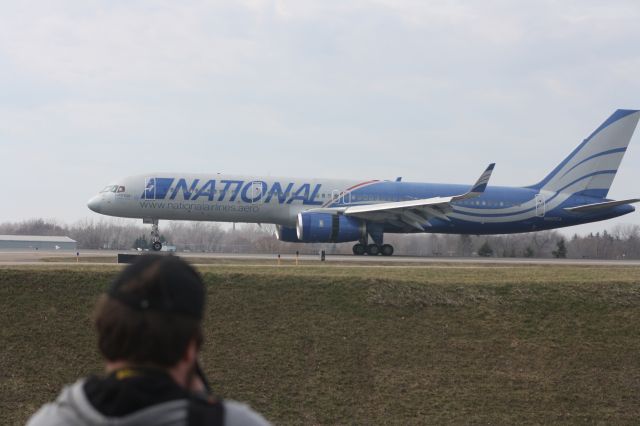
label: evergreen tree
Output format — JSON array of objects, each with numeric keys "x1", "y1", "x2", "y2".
[
  {"x1": 478, "y1": 241, "x2": 493, "y2": 257},
  {"x1": 552, "y1": 238, "x2": 567, "y2": 258},
  {"x1": 523, "y1": 246, "x2": 534, "y2": 258}
]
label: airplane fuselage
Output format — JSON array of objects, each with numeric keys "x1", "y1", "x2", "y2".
[{"x1": 88, "y1": 173, "x2": 633, "y2": 235}]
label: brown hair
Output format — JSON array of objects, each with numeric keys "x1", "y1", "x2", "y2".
[
  {"x1": 93, "y1": 255, "x2": 204, "y2": 367},
  {"x1": 94, "y1": 296, "x2": 202, "y2": 366}
]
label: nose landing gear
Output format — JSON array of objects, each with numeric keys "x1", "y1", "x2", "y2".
[{"x1": 147, "y1": 219, "x2": 162, "y2": 251}]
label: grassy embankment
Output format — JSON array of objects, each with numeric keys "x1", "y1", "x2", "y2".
[{"x1": 1, "y1": 264, "x2": 640, "y2": 424}]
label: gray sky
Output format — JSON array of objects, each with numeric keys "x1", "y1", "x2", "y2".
[{"x1": 1, "y1": 0, "x2": 639, "y2": 235}]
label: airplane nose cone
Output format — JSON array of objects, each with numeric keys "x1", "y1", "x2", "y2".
[{"x1": 87, "y1": 196, "x2": 102, "y2": 213}]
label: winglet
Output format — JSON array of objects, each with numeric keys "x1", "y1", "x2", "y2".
[
  {"x1": 470, "y1": 163, "x2": 495, "y2": 194},
  {"x1": 453, "y1": 163, "x2": 495, "y2": 201}
]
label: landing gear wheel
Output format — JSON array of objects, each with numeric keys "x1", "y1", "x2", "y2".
[
  {"x1": 381, "y1": 244, "x2": 394, "y2": 256},
  {"x1": 149, "y1": 219, "x2": 162, "y2": 252},
  {"x1": 366, "y1": 244, "x2": 380, "y2": 256},
  {"x1": 353, "y1": 243, "x2": 366, "y2": 255}
]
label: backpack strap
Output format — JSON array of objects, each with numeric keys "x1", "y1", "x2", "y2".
[{"x1": 188, "y1": 395, "x2": 225, "y2": 426}]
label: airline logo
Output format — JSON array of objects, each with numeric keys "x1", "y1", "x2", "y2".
[{"x1": 142, "y1": 178, "x2": 323, "y2": 205}]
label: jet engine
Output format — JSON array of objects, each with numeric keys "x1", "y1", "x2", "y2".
[
  {"x1": 275, "y1": 225, "x2": 301, "y2": 242},
  {"x1": 296, "y1": 212, "x2": 366, "y2": 243}
]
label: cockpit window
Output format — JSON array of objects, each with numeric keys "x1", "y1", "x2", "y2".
[
  {"x1": 101, "y1": 185, "x2": 118, "y2": 193},
  {"x1": 117, "y1": 186, "x2": 126, "y2": 193}
]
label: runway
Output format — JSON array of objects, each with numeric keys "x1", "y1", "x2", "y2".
[{"x1": 1, "y1": 249, "x2": 639, "y2": 266}]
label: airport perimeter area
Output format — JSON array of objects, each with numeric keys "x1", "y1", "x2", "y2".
[{"x1": 2, "y1": 257, "x2": 640, "y2": 424}]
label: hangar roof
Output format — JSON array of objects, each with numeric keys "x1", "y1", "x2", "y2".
[{"x1": 0, "y1": 235, "x2": 77, "y2": 243}]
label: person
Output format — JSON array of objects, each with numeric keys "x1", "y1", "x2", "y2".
[{"x1": 28, "y1": 254, "x2": 269, "y2": 426}]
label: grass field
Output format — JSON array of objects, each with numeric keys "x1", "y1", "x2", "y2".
[{"x1": 1, "y1": 263, "x2": 640, "y2": 424}]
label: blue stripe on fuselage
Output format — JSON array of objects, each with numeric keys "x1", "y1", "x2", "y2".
[
  {"x1": 329, "y1": 181, "x2": 535, "y2": 213},
  {"x1": 329, "y1": 180, "x2": 633, "y2": 233}
]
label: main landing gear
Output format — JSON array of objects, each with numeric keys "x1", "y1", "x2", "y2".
[{"x1": 352, "y1": 242, "x2": 394, "y2": 256}]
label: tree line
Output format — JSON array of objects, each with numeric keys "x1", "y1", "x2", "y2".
[{"x1": 1, "y1": 218, "x2": 640, "y2": 259}]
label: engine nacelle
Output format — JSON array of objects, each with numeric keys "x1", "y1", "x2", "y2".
[
  {"x1": 275, "y1": 225, "x2": 301, "y2": 242},
  {"x1": 296, "y1": 212, "x2": 366, "y2": 243}
]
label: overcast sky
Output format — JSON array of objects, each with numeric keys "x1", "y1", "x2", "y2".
[{"x1": 1, "y1": 0, "x2": 639, "y2": 235}]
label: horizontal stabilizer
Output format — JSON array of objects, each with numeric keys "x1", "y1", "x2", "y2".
[{"x1": 564, "y1": 198, "x2": 640, "y2": 213}]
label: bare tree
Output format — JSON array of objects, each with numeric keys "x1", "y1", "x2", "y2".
[{"x1": 3, "y1": 218, "x2": 640, "y2": 259}]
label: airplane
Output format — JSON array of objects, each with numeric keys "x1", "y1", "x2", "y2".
[{"x1": 88, "y1": 109, "x2": 640, "y2": 256}]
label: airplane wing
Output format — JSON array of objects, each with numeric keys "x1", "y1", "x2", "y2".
[
  {"x1": 341, "y1": 163, "x2": 495, "y2": 230},
  {"x1": 563, "y1": 198, "x2": 640, "y2": 213}
]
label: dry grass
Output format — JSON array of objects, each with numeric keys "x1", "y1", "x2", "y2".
[{"x1": 1, "y1": 264, "x2": 640, "y2": 424}]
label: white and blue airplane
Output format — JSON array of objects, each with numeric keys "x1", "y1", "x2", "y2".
[{"x1": 88, "y1": 109, "x2": 640, "y2": 255}]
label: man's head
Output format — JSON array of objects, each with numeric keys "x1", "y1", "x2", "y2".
[{"x1": 94, "y1": 255, "x2": 205, "y2": 368}]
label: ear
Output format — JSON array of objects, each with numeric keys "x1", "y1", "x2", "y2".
[{"x1": 183, "y1": 337, "x2": 199, "y2": 364}]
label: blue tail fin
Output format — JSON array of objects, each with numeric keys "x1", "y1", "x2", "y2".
[{"x1": 529, "y1": 109, "x2": 640, "y2": 198}]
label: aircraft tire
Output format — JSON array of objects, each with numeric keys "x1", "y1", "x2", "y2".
[
  {"x1": 381, "y1": 244, "x2": 394, "y2": 256},
  {"x1": 352, "y1": 243, "x2": 366, "y2": 255},
  {"x1": 152, "y1": 241, "x2": 163, "y2": 251},
  {"x1": 366, "y1": 244, "x2": 380, "y2": 256}
]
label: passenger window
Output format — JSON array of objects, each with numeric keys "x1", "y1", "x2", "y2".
[{"x1": 117, "y1": 186, "x2": 125, "y2": 193}]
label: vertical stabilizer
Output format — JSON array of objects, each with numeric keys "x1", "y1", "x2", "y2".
[{"x1": 529, "y1": 109, "x2": 640, "y2": 198}]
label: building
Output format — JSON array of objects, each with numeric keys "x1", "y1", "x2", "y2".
[{"x1": 0, "y1": 235, "x2": 78, "y2": 251}]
